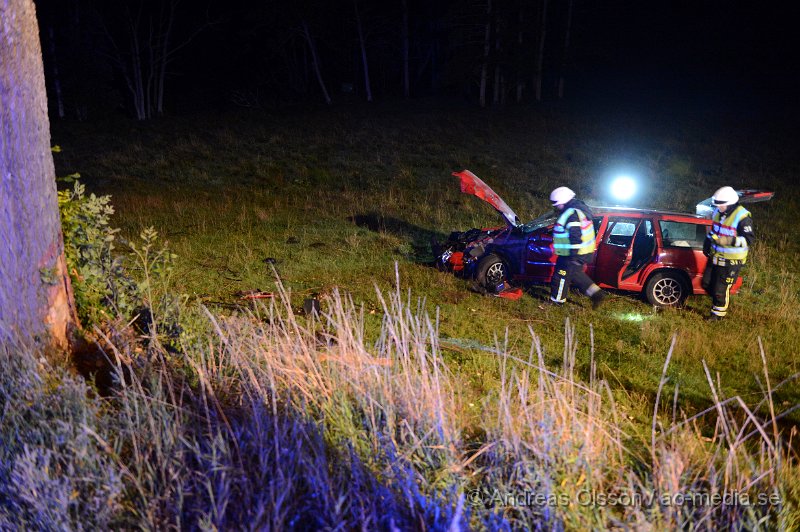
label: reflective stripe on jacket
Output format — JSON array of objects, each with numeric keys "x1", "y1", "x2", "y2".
[
  {"x1": 711, "y1": 205, "x2": 750, "y2": 262},
  {"x1": 553, "y1": 207, "x2": 596, "y2": 256}
]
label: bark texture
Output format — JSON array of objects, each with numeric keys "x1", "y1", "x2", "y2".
[{"x1": 1, "y1": 0, "x2": 75, "y2": 349}]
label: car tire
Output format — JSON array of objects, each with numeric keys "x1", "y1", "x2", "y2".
[
  {"x1": 644, "y1": 272, "x2": 689, "y2": 307},
  {"x1": 476, "y1": 254, "x2": 509, "y2": 293}
]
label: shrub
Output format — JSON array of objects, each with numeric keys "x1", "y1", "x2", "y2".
[
  {"x1": 58, "y1": 182, "x2": 182, "y2": 350},
  {"x1": 58, "y1": 180, "x2": 138, "y2": 327}
]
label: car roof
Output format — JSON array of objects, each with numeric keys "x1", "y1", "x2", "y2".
[{"x1": 590, "y1": 205, "x2": 708, "y2": 221}]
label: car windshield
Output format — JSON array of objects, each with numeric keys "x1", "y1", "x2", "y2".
[{"x1": 517, "y1": 212, "x2": 557, "y2": 233}]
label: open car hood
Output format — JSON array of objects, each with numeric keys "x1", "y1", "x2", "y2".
[
  {"x1": 452, "y1": 169, "x2": 520, "y2": 227},
  {"x1": 695, "y1": 189, "x2": 775, "y2": 217}
]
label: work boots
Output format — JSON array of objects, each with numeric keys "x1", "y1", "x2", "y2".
[{"x1": 590, "y1": 290, "x2": 607, "y2": 310}]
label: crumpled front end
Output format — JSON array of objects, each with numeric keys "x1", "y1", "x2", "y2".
[{"x1": 433, "y1": 227, "x2": 504, "y2": 277}]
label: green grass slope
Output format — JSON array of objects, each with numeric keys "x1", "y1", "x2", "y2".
[{"x1": 51, "y1": 101, "x2": 800, "y2": 422}]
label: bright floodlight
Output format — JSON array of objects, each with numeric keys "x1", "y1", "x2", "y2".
[{"x1": 610, "y1": 175, "x2": 637, "y2": 201}]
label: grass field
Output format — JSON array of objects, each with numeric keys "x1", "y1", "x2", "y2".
[
  {"x1": 9, "y1": 99, "x2": 795, "y2": 528},
  {"x1": 52, "y1": 102, "x2": 800, "y2": 416}
]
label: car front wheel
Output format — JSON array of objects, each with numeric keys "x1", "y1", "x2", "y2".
[
  {"x1": 644, "y1": 272, "x2": 689, "y2": 307},
  {"x1": 476, "y1": 254, "x2": 509, "y2": 293}
]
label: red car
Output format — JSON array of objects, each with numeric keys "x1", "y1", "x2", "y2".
[{"x1": 436, "y1": 170, "x2": 773, "y2": 307}]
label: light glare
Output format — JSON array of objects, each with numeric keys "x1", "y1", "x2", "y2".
[
  {"x1": 611, "y1": 176, "x2": 637, "y2": 201},
  {"x1": 614, "y1": 312, "x2": 649, "y2": 322}
]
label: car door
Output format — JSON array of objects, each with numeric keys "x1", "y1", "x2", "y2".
[
  {"x1": 523, "y1": 227, "x2": 555, "y2": 281},
  {"x1": 593, "y1": 217, "x2": 641, "y2": 288},
  {"x1": 655, "y1": 217, "x2": 710, "y2": 292}
]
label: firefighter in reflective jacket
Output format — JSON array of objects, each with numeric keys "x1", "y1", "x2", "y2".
[
  {"x1": 702, "y1": 186, "x2": 755, "y2": 321},
  {"x1": 549, "y1": 187, "x2": 606, "y2": 308}
]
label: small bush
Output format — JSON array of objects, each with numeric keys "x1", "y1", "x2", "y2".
[
  {"x1": 59, "y1": 182, "x2": 183, "y2": 350},
  {"x1": 58, "y1": 180, "x2": 138, "y2": 327}
]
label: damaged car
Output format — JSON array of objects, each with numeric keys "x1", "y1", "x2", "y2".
[{"x1": 435, "y1": 170, "x2": 773, "y2": 307}]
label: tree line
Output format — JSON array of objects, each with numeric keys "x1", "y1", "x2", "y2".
[
  {"x1": 36, "y1": 0, "x2": 586, "y2": 120},
  {"x1": 2, "y1": 0, "x2": 582, "y2": 347}
]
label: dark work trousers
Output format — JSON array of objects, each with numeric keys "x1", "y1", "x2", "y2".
[
  {"x1": 550, "y1": 255, "x2": 595, "y2": 303},
  {"x1": 701, "y1": 263, "x2": 742, "y2": 318}
]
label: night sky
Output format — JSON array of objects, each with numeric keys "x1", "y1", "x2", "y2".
[
  {"x1": 33, "y1": 0, "x2": 800, "y2": 119},
  {"x1": 574, "y1": 1, "x2": 800, "y2": 110}
]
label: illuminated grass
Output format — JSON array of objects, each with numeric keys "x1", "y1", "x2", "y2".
[{"x1": 51, "y1": 104, "x2": 799, "y2": 434}]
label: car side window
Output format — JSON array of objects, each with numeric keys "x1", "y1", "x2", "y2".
[
  {"x1": 604, "y1": 218, "x2": 638, "y2": 247},
  {"x1": 658, "y1": 220, "x2": 707, "y2": 249}
]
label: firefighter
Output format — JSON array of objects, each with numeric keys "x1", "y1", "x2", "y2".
[
  {"x1": 702, "y1": 186, "x2": 754, "y2": 321},
  {"x1": 549, "y1": 187, "x2": 606, "y2": 308}
]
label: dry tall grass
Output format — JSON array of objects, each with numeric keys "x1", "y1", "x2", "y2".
[{"x1": 1, "y1": 269, "x2": 797, "y2": 529}]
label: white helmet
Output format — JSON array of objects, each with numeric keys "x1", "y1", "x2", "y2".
[
  {"x1": 712, "y1": 186, "x2": 739, "y2": 207},
  {"x1": 550, "y1": 186, "x2": 576, "y2": 206}
]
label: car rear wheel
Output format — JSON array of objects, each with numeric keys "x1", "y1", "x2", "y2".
[
  {"x1": 644, "y1": 272, "x2": 689, "y2": 307},
  {"x1": 476, "y1": 254, "x2": 509, "y2": 293}
]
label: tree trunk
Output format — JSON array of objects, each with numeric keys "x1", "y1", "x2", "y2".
[
  {"x1": 46, "y1": 26, "x2": 65, "y2": 119},
  {"x1": 415, "y1": 47, "x2": 431, "y2": 84},
  {"x1": 354, "y1": 0, "x2": 372, "y2": 102},
  {"x1": 431, "y1": 39, "x2": 437, "y2": 88},
  {"x1": 74, "y1": 3, "x2": 89, "y2": 120},
  {"x1": 534, "y1": 0, "x2": 548, "y2": 102},
  {"x1": 1, "y1": 0, "x2": 76, "y2": 351},
  {"x1": 101, "y1": 0, "x2": 205, "y2": 120},
  {"x1": 302, "y1": 40, "x2": 310, "y2": 91},
  {"x1": 492, "y1": 19, "x2": 501, "y2": 105},
  {"x1": 125, "y1": 7, "x2": 148, "y2": 120},
  {"x1": 301, "y1": 20, "x2": 331, "y2": 105},
  {"x1": 557, "y1": 0, "x2": 573, "y2": 99},
  {"x1": 479, "y1": 0, "x2": 492, "y2": 108},
  {"x1": 401, "y1": 0, "x2": 410, "y2": 98},
  {"x1": 516, "y1": 10, "x2": 524, "y2": 102},
  {"x1": 156, "y1": 0, "x2": 175, "y2": 116}
]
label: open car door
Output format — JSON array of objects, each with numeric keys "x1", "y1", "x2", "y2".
[
  {"x1": 696, "y1": 189, "x2": 774, "y2": 217},
  {"x1": 452, "y1": 169, "x2": 521, "y2": 227},
  {"x1": 594, "y1": 217, "x2": 656, "y2": 289}
]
